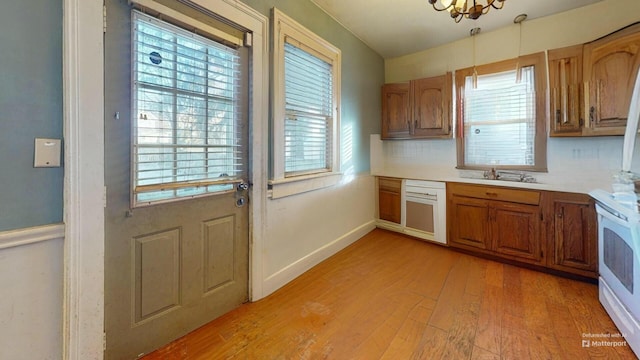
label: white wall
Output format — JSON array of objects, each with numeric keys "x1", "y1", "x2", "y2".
[
  {"x1": 261, "y1": 174, "x2": 376, "y2": 296},
  {"x1": 385, "y1": 0, "x2": 640, "y2": 82},
  {"x1": 372, "y1": 135, "x2": 635, "y2": 194},
  {"x1": 0, "y1": 225, "x2": 64, "y2": 360},
  {"x1": 380, "y1": 0, "x2": 640, "y2": 194}
]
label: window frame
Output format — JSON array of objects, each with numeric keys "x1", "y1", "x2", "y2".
[
  {"x1": 130, "y1": 11, "x2": 247, "y2": 207},
  {"x1": 455, "y1": 52, "x2": 548, "y2": 172},
  {"x1": 270, "y1": 8, "x2": 342, "y2": 198}
]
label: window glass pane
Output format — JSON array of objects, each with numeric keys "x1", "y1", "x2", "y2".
[
  {"x1": 284, "y1": 42, "x2": 333, "y2": 175},
  {"x1": 463, "y1": 66, "x2": 536, "y2": 166},
  {"x1": 132, "y1": 12, "x2": 244, "y2": 205}
]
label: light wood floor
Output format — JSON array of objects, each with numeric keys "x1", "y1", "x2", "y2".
[{"x1": 143, "y1": 229, "x2": 638, "y2": 359}]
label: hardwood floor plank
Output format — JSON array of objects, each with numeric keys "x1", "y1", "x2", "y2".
[
  {"x1": 441, "y1": 292, "x2": 482, "y2": 360},
  {"x1": 519, "y1": 269, "x2": 565, "y2": 360},
  {"x1": 141, "y1": 229, "x2": 636, "y2": 360},
  {"x1": 403, "y1": 243, "x2": 460, "y2": 300},
  {"x1": 464, "y1": 257, "x2": 487, "y2": 297},
  {"x1": 379, "y1": 306, "x2": 432, "y2": 360},
  {"x1": 474, "y1": 284, "x2": 503, "y2": 355},
  {"x1": 501, "y1": 313, "x2": 531, "y2": 360},
  {"x1": 546, "y1": 300, "x2": 592, "y2": 360},
  {"x1": 502, "y1": 265, "x2": 525, "y2": 319},
  {"x1": 562, "y1": 278, "x2": 636, "y2": 359},
  {"x1": 484, "y1": 261, "x2": 503, "y2": 288},
  {"x1": 412, "y1": 325, "x2": 449, "y2": 360},
  {"x1": 428, "y1": 254, "x2": 472, "y2": 331},
  {"x1": 349, "y1": 294, "x2": 426, "y2": 359},
  {"x1": 470, "y1": 346, "x2": 500, "y2": 360}
]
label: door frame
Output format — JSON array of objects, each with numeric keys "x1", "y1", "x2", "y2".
[{"x1": 62, "y1": 1, "x2": 268, "y2": 358}]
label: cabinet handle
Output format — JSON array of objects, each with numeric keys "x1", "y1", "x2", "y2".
[
  {"x1": 590, "y1": 106, "x2": 595, "y2": 124},
  {"x1": 485, "y1": 192, "x2": 498, "y2": 197},
  {"x1": 557, "y1": 212, "x2": 563, "y2": 218},
  {"x1": 555, "y1": 109, "x2": 561, "y2": 124}
]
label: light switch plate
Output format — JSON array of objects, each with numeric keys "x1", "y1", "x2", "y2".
[{"x1": 34, "y1": 138, "x2": 61, "y2": 167}]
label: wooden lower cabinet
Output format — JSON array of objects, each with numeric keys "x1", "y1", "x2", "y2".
[
  {"x1": 544, "y1": 192, "x2": 598, "y2": 278},
  {"x1": 448, "y1": 183, "x2": 597, "y2": 279},
  {"x1": 448, "y1": 183, "x2": 542, "y2": 265},
  {"x1": 492, "y1": 201, "x2": 541, "y2": 263},
  {"x1": 449, "y1": 196, "x2": 490, "y2": 250},
  {"x1": 378, "y1": 177, "x2": 402, "y2": 224}
]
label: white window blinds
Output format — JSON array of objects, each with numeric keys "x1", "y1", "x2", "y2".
[
  {"x1": 284, "y1": 41, "x2": 333, "y2": 176},
  {"x1": 132, "y1": 12, "x2": 244, "y2": 205},
  {"x1": 463, "y1": 66, "x2": 536, "y2": 167}
]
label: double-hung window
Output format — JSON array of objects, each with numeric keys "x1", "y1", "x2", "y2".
[
  {"x1": 131, "y1": 11, "x2": 246, "y2": 206},
  {"x1": 271, "y1": 9, "x2": 341, "y2": 195},
  {"x1": 455, "y1": 52, "x2": 547, "y2": 171}
]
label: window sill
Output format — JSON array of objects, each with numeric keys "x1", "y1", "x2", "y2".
[{"x1": 268, "y1": 172, "x2": 342, "y2": 199}]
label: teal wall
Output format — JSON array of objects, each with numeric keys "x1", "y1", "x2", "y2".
[
  {"x1": 0, "y1": 0, "x2": 63, "y2": 231},
  {"x1": 0, "y1": 0, "x2": 381, "y2": 231},
  {"x1": 243, "y1": 0, "x2": 384, "y2": 174}
]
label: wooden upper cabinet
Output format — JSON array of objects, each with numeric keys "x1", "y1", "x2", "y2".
[
  {"x1": 583, "y1": 23, "x2": 640, "y2": 135},
  {"x1": 549, "y1": 45, "x2": 584, "y2": 136},
  {"x1": 381, "y1": 83, "x2": 410, "y2": 139},
  {"x1": 411, "y1": 74, "x2": 452, "y2": 137},
  {"x1": 381, "y1": 73, "x2": 452, "y2": 140}
]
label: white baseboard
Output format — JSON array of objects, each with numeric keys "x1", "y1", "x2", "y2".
[
  {"x1": 262, "y1": 220, "x2": 376, "y2": 297},
  {"x1": 375, "y1": 220, "x2": 403, "y2": 233}
]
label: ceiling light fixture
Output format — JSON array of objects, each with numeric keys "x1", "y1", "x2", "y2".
[{"x1": 428, "y1": 0, "x2": 507, "y2": 23}]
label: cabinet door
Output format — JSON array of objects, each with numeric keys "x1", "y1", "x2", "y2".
[
  {"x1": 449, "y1": 196, "x2": 490, "y2": 251},
  {"x1": 411, "y1": 73, "x2": 452, "y2": 138},
  {"x1": 491, "y1": 202, "x2": 542, "y2": 263},
  {"x1": 549, "y1": 195, "x2": 597, "y2": 277},
  {"x1": 381, "y1": 83, "x2": 410, "y2": 139},
  {"x1": 584, "y1": 26, "x2": 640, "y2": 133},
  {"x1": 549, "y1": 45, "x2": 583, "y2": 136},
  {"x1": 378, "y1": 177, "x2": 402, "y2": 224}
]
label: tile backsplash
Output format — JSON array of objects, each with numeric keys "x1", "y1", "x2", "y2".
[{"x1": 371, "y1": 134, "x2": 636, "y2": 194}]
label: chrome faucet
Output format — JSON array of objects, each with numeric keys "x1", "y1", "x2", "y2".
[{"x1": 484, "y1": 167, "x2": 497, "y2": 180}]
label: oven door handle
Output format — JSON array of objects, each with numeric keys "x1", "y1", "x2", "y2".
[{"x1": 595, "y1": 201, "x2": 628, "y2": 222}]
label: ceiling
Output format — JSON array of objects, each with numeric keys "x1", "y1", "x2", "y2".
[{"x1": 309, "y1": 0, "x2": 604, "y2": 59}]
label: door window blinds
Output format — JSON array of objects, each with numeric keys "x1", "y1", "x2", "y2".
[
  {"x1": 132, "y1": 12, "x2": 244, "y2": 205},
  {"x1": 284, "y1": 41, "x2": 333, "y2": 176},
  {"x1": 463, "y1": 66, "x2": 536, "y2": 167}
]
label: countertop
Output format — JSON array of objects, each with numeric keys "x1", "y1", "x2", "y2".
[{"x1": 371, "y1": 164, "x2": 607, "y2": 195}]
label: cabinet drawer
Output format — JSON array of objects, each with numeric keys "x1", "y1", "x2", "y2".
[
  {"x1": 448, "y1": 183, "x2": 540, "y2": 205},
  {"x1": 379, "y1": 177, "x2": 402, "y2": 193}
]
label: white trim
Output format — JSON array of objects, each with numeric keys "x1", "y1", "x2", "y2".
[
  {"x1": 63, "y1": 2, "x2": 268, "y2": 359},
  {"x1": 129, "y1": 0, "x2": 244, "y2": 46},
  {"x1": 271, "y1": 8, "x2": 342, "y2": 193},
  {"x1": 262, "y1": 220, "x2": 376, "y2": 297},
  {"x1": 0, "y1": 224, "x2": 65, "y2": 250},
  {"x1": 269, "y1": 172, "x2": 342, "y2": 199},
  {"x1": 63, "y1": 0, "x2": 105, "y2": 359},
  {"x1": 192, "y1": 0, "x2": 270, "y2": 302}
]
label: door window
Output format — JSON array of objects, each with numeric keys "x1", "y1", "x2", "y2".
[{"x1": 132, "y1": 12, "x2": 245, "y2": 206}]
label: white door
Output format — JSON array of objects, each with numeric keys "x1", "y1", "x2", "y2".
[{"x1": 104, "y1": 1, "x2": 250, "y2": 358}]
